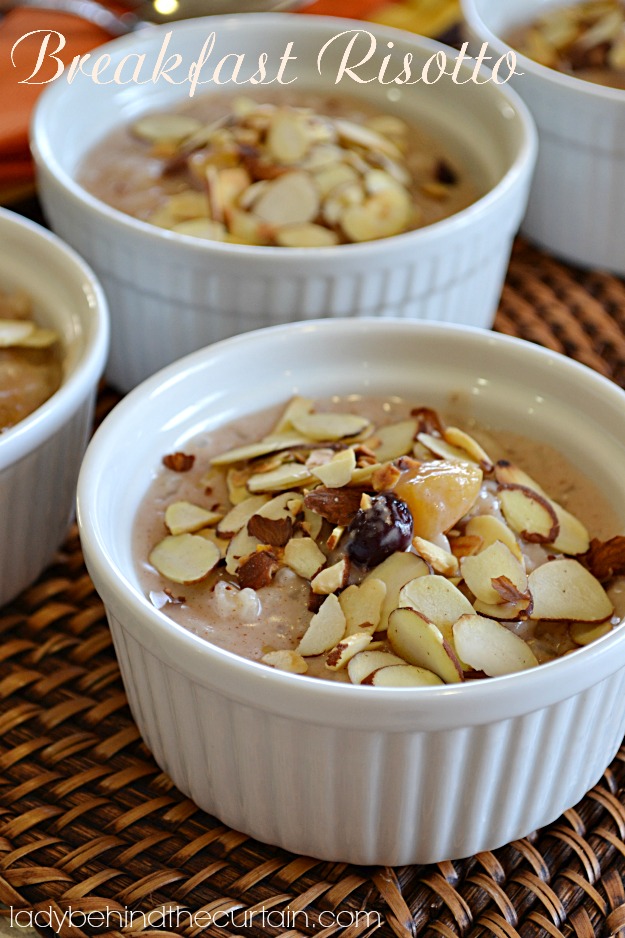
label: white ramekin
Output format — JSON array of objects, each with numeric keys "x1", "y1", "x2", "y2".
[
  {"x1": 77, "y1": 318, "x2": 625, "y2": 866},
  {"x1": 31, "y1": 13, "x2": 537, "y2": 392},
  {"x1": 0, "y1": 208, "x2": 109, "y2": 607},
  {"x1": 463, "y1": 0, "x2": 625, "y2": 274}
]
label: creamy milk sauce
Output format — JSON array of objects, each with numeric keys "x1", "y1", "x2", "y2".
[{"x1": 135, "y1": 396, "x2": 625, "y2": 681}]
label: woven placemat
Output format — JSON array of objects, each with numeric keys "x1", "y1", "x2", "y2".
[{"x1": 1, "y1": 238, "x2": 625, "y2": 938}]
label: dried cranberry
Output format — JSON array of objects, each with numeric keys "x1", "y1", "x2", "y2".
[{"x1": 345, "y1": 492, "x2": 413, "y2": 569}]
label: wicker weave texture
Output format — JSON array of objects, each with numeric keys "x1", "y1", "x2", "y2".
[{"x1": 0, "y1": 240, "x2": 625, "y2": 938}]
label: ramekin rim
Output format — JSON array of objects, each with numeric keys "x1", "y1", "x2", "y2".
[
  {"x1": 0, "y1": 209, "x2": 110, "y2": 470},
  {"x1": 31, "y1": 12, "x2": 538, "y2": 260},
  {"x1": 76, "y1": 317, "x2": 625, "y2": 709}
]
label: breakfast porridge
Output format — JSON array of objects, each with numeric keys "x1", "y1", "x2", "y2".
[
  {"x1": 509, "y1": 0, "x2": 625, "y2": 88},
  {"x1": 79, "y1": 92, "x2": 479, "y2": 247},
  {"x1": 0, "y1": 288, "x2": 61, "y2": 431},
  {"x1": 135, "y1": 396, "x2": 625, "y2": 686}
]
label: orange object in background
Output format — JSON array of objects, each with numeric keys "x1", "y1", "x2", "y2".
[{"x1": 303, "y1": 0, "x2": 386, "y2": 17}]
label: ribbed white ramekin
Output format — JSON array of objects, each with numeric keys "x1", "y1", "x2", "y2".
[
  {"x1": 0, "y1": 209, "x2": 109, "y2": 607},
  {"x1": 32, "y1": 14, "x2": 536, "y2": 392},
  {"x1": 463, "y1": 0, "x2": 625, "y2": 274},
  {"x1": 77, "y1": 319, "x2": 625, "y2": 866}
]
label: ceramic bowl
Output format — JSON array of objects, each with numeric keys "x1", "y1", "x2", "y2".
[
  {"x1": 77, "y1": 317, "x2": 625, "y2": 866},
  {"x1": 0, "y1": 208, "x2": 109, "y2": 607},
  {"x1": 463, "y1": 0, "x2": 625, "y2": 274},
  {"x1": 32, "y1": 13, "x2": 536, "y2": 392}
]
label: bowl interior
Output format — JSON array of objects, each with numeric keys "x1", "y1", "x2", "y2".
[
  {"x1": 33, "y1": 14, "x2": 530, "y2": 210},
  {"x1": 465, "y1": 0, "x2": 563, "y2": 39},
  {"x1": 84, "y1": 318, "x2": 625, "y2": 623}
]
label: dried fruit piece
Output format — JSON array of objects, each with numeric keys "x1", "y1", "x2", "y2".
[
  {"x1": 453, "y1": 614, "x2": 538, "y2": 676},
  {"x1": 326, "y1": 632, "x2": 374, "y2": 670},
  {"x1": 296, "y1": 594, "x2": 346, "y2": 657},
  {"x1": 149, "y1": 533, "x2": 220, "y2": 584},
  {"x1": 345, "y1": 492, "x2": 413, "y2": 569},
  {"x1": 367, "y1": 664, "x2": 444, "y2": 687},
  {"x1": 347, "y1": 650, "x2": 406, "y2": 685},
  {"x1": 283, "y1": 536, "x2": 326, "y2": 580},
  {"x1": 364, "y1": 551, "x2": 428, "y2": 631},
  {"x1": 339, "y1": 577, "x2": 387, "y2": 635},
  {"x1": 164, "y1": 501, "x2": 222, "y2": 536},
  {"x1": 460, "y1": 541, "x2": 527, "y2": 605},
  {"x1": 528, "y1": 559, "x2": 614, "y2": 622},
  {"x1": 388, "y1": 607, "x2": 463, "y2": 683},
  {"x1": 262, "y1": 650, "x2": 308, "y2": 674},
  {"x1": 499, "y1": 485, "x2": 560, "y2": 544},
  {"x1": 394, "y1": 459, "x2": 483, "y2": 540}
]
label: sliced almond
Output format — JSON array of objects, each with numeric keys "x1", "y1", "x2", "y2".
[
  {"x1": 196, "y1": 527, "x2": 229, "y2": 559},
  {"x1": 417, "y1": 432, "x2": 468, "y2": 462},
  {"x1": 275, "y1": 224, "x2": 339, "y2": 248},
  {"x1": 465, "y1": 515, "x2": 522, "y2": 560},
  {"x1": 266, "y1": 110, "x2": 311, "y2": 165},
  {"x1": 499, "y1": 485, "x2": 559, "y2": 544},
  {"x1": 449, "y1": 534, "x2": 484, "y2": 559},
  {"x1": 167, "y1": 190, "x2": 210, "y2": 221},
  {"x1": 312, "y1": 162, "x2": 359, "y2": 198},
  {"x1": 367, "y1": 664, "x2": 444, "y2": 687},
  {"x1": 225, "y1": 526, "x2": 260, "y2": 575},
  {"x1": 364, "y1": 552, "x2": 429, "y2": 632},
  {"x1": 368, "y1": 419, "x2": 418, "y2": 463},
  {"x1": 528, "y1": 559, "x2": 614, "y2": 622},
  {"x1": 412, "y1": 537, "x2": 459, "y2": 576},
  {"x1": 11, "y1": 327, "x2": 58, "y2": 349},
  {"x1": 271, "y1": 396, "x2": 314, "y2": 435},
  {"x1": 325, "y1": 632, "x2": 374, "y2": 671},
  {"x1": 311, "y1": 558, "x2": 350, "y2": 595},
  {"x1": 171, "y1": 219, "x2": 228, "y2": 241},
  {"x1": 398, "y1": 574, "x2": 474, "y2": 638},
  {"x1": 443, "y1": 427, "x2": 494, "y2": 471},
  {"x1": 132, "y1": 113, "x2": 202, "y2": 144},
  {"x1": 339, "y1": 577, "x2": 387, "y2": 635},
  {"x1": 0, "y1": 319, "x2": 35, "y2": 346},
  {"x1": 149, "y1": 533, "x2": 220, "y2": 584},
  {"x1": 549, "y1": 503, "x2": 590, "y2": 556},
  {"x1": 388, "y1": 607, "x2": 463, "y2": 683},
  {"x1": 371, "y1": 462, "x2": 402, "y2": 493},
  {"x1": 364, "y1": 114, "x2": 408, "y2": 138},
  {"x1": 569, "y1": 620, "x2": 613, "y2": 646},
  {"x1": 296, "y1": 594, "x2": 346, "y2": 657},
  {"x1": 347, "y1": 650, "x2": 406, "y2": 685},
  {"x1": 226, "y1": 207, "x2": 273, "y2": 246},
  {"x1": 262, "y1": 650, "x2": 308, "y2": 674},
  {"x1": 494, "y1": 461, "x2": 547, "y2": 495},
  {"x1": 283, "y1": 536, "x2": 326, "y2": 580},
  {"x1": 253, "y1": 172, "x2": 320, "y2": 226},
  {"x1": 311, "y1": 448, "x2": 356, "y2": 488},
  {"x1": 247, "y1": 463, "x2": 313, "y2": 493},
  {"x1": 334, "y1": 118, "x2": 403, "y2": 160},
  {"x1": 290, "y1": 410, "x2": 372, "y2": 442},
  {"x1": 326, "y1": 525, "x2": 344, "y2": 551},
  {"x1": 340, "y1": 187, "x2": 412, "y2": 243},
  {"x1": 453, "y1": 614, "x2": 538, "y2": 676},
  {"x1": 211, "y1": 433, "x2": 305, "y2": 467},
  {"x1": 164, "y1": 501, "x2": 222, "y2": 536},
  {"x1": 461, "y1": 541, "x2": 527, "y2": 606},
  {"x1": 217, "y1": 494, "x2": 270, "y2": 537},
  {"x1": 472, "y1": 599, "x2": 529, "y2": 621},
  {"x1": 300, "y1": 508, "x2": 323, "y2": 541}
]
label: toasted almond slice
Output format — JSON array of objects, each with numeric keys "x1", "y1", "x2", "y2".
[
  {"x1": 171, "y1": 219, "x2": 228, "y2": 241},
  {"x1": 334, "y1": 118, "x2": 403, "y2": 160},
  {"x1": 364, "y1": 552, "x2": 429, "y2": 632},
  {"x1": 368, "y1": 419, "x2": 418, "y2": 463},
  {"x1": 461, "y1": 541, "x2": 527, "y2": 605},
  {"x1": 238, "y1": 179, "x2": 270, "y2": 210},
  {"x1": 262, "y1": 650, "x2": 308, "y2": 674},
  {"x1": 271, "y1": 396, "x2": 315, "y2": 435},
  {"x1": 494, "y1": 460, "x2": 548, "y2": 496},
  {"x1": 275, "y1": 223, "x2": 339, "y2": 248},
  {"x1": 311, "y1": 448, "x2": 356, "y2": 488},
  {"x1": 164, "y1": 501, "x2": 222, "y2": 536},
  {"x1": 266, "y1": 110, "x2": 312, "y2": 165},
  {"x1": 569, "y1": 620, "x2": 613, "y2": 646},
  {"x1": 411, "y1": 537, "x2": 457, "y2": 576},
  {"x1": 326, "y1": 632, "x2": 374, "y2": 670},
  {"x1": 340, "y1": 187, "x2": 412, "y2": 243},
  {"x1": 472, "y1": 599, "x2": 528, "y2": 621},
  {"x1": 226, "y1": 467, "x2": 252, "y2": 505},
  {"x1": 290, "y1": 410, "x2": 372, "y2": 442},
  {"x1": 247, "y1": 463, "x2": 313, "y2": 493},
  {"x1": 350, "y1": 462, "x2": 382, "y2": 484},
  {"x1": 13, "y1": 327, "x2": 58, "y2": 349},
  {"x1": 302, "y1": 143, "x2": 344, "y2": 170},
  {"x1": 371, "y1": 462, "x2": 402, "y2": 493},
  {"x1": 499, "y1": 485, "x2": 560, "y2": 544},
  {"x1": 253, "y1": 171, "x2": 320, "y2": 226},
  {"x1": 347, "y1": 650, "x2": 406, "y2": 685},
  {"x1": 256, "y1": 490, "x2": 302, "y2": 521},
  {"x1": 300, "y1": 508, "x2": 323, "y2": 541},
  {"x1": 226, "y1": 207, "x2": 273, "y2": 245},
  {"x1": 296, "y1": 593, "x2": 346, "y2": 657},
  {"x1": 283, "y1": 536, "x2": 326, "y2": 580},
  {"x1": 368, "y1": 664, "x2": 444, "y2": 687},
  {"x1": 311, "y1": 558, "x2": 350, "y2": 595},
  {"x1": 466, "y1": 515, "x2": 522, "y2": 561},
  {"x1": 388, "y1": 607, "x2": 463, "y2": 683},
  {"x1": 166, "y1": 190, "x2": 210, "y2": 220},
  {"x1": 0, "y1": 319, "x2": 35, "y2": 346},
  {"x1": 416, "y1": 432, "x2": 468, "y2": 462},
  {"x1": 453, "y1": 614, "x2": 538, "y2": 676},
  {"x1": 449, "y1": 534, "x2": 484, "y2": 559},
  {"x1": 149, "y1": 533, "x2": 220, "y2": 584},
  {"x1": 364, "y1": 114, "x2": 408, "y2": 138},
  {"x1": 528, "y1": 559, "x2": 614, "y2": 622},
  {"x1": 398, "y1": 574, "x2": 474, "y2": 636},
  {"x1": 312, "y1": 162, "x2": 360, "y2": 198},
  {"x1": 363, "y1": 169, "x2": 405, "y2": 195},
  {"x1": 443, "y1": 427, "x2": 494, "y2": 471},
  {"x1": 132, "y1": 113, "x2": 202, "y2": 144},
  {"x1": 224, "y1": 526, "x2": 260, "y2": 575},
  {"x1": 211, "y1": 433, "x2": 305, "y2": 467},
  {"x1": 340, "y1": 577, "x2": 387, "y2": 636},
  {"x1": 217, "y1": 494, "x2": 270, "y2": 537},
  {"x1": 549, "y1": 503, "x2": 590, "y2": 556}
]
